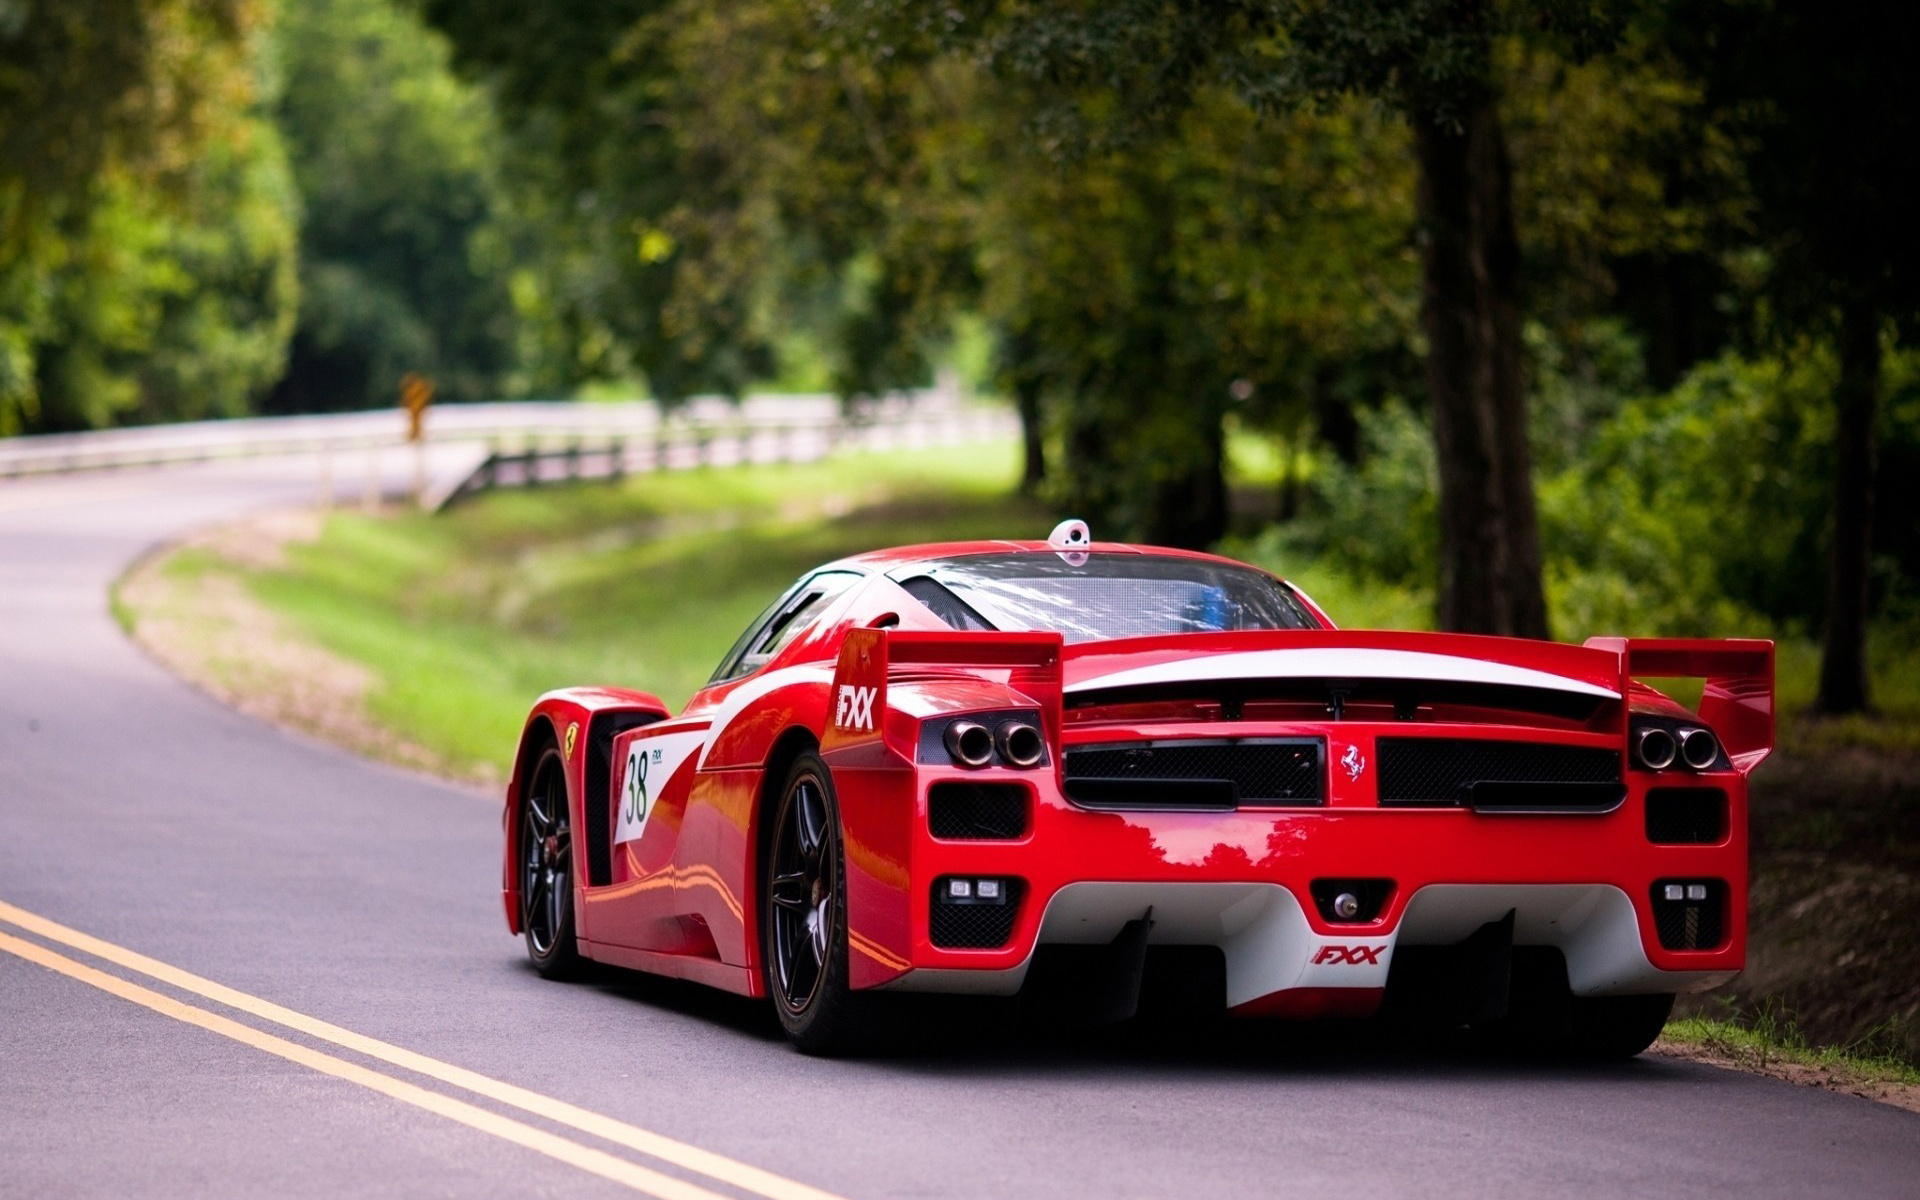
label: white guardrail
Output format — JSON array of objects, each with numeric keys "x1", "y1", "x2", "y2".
[{"x1": 0, "y1": 386, "x2": 1019, "y2": 511}]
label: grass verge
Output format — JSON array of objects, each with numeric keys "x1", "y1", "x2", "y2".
[
  {"x1": 120, "y1": 444, "x2": 1044, "y2": 783},
  {"x1": 115, "y1": 510, "x2": 448, "y2": 775},
  {"x1": 1656, "y1": 1012, "x2": 1920, "y2": 1115}
]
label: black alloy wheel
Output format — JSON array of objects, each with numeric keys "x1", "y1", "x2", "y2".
[
  {"x1": 762, "y1": 751, "x2": 876, "y2": 1053},
  {"x1": 520, "y1": 746, "x2": 581, "y2": 978}
]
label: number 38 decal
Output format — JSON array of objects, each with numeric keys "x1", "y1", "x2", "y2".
[
  {"x1": 624, "y1": 748, "x2": 650, "y2": 825},
  {"x1": 613, "y1": 730, "x2": 706, "y2": 847}
]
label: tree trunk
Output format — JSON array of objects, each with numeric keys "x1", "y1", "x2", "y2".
[
  {"x1": 1143, "y1": 403, "x2": 1228, "y2": 549},
  {"x1": 1413, "y1": 95, "x2": 1550, "y2": 640},
  {"x1": 1015, "y1": 377, "x2": 1046, "y2": 494},
  {"x1": 1278, "y1": 436, "x2": 1301, "y2": 522},
  {"x1": 1062, "y1": 400, "x2": 1111, "y2": 527},
  {"x1": 1815, "y1": 298, "x2": 1881, "y2": 714},
  {"x1": 1003, "y1": 327, "x2": 1048, "y2": 493}
]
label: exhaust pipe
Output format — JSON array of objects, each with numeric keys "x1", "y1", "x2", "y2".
[
  {"x1": 944, "y1": 721, "x2": 994, "y2": 768},
  {"x1": 1635, "y1": 727, "x2": 1678, "y2": 771},
  {"x1": 995, "y1": 720, "x2": 1046, "y2": 768},
  {"x1": 1678, "y1": 727, "x2": 1720, "y2": 771}
]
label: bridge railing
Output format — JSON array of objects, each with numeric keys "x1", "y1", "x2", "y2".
[
  {"x1": 431, "y1": 405, "x2": 1015, "y2": 510},
  {"x1": 0, "y1": 387, "x2": 996, "y2": 481}
]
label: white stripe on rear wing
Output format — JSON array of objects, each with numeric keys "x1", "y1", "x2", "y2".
[{"x1": 1066, "y1": 647, "x2": 1621, "y2": 699}]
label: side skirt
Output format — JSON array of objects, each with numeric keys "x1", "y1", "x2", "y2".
[{"x1": 580, "y1": 940, "x2": 761, "y2": 997}]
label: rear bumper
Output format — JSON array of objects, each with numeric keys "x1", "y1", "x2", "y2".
[
  {"x1": 836, "y1": 765, "x2": 1746, "y2": 1012},
  {"x1": 877, "y1": 881, "x2": 1736, "y2": 1008}
]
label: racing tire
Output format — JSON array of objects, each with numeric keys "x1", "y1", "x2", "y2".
[
  {"x1": 1482, "y1": 990, "x2": 1675, "y2": 1060},
  {"x1": 762, "y1": 751, "x2": 883, "y2": 1055},
  {"x1": 519, "y1": 745, "x2": 583, "y2": 980}
]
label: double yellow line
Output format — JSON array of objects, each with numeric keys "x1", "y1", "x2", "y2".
[{"x1": 0, "y1": 900, "x2": 847, "y2": 1200}]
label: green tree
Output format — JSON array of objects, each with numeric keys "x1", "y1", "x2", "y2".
[
  {"x1": 0, "y1": 0, "x2": 257, "y2": 240},
  {"x1": 869, "y1": 0, "x2": 1650, "y2": 633},
  {"x1": 27, "y1": 120, "x2": 299, "y2": 430},
  {"x1": 649, "y1": 4, "x2": 1420, "y2": 545},
  {"x1": 422, "y1": 0, "x2": 780, "y2": 400},
  {"x1": 1673, "y1": 0, "x2": 1920, "y2": 713},
  {"x1": 269, "y1": 0, "x2": 528, "y2": 410},
  {"x1": 1, "y1": 0, "x2": 297, "y2": 433},
  {"x1": 959, "y1": 91, "x2": 1418, "y2": 546}
]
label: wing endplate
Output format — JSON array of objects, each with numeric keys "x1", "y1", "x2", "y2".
[{"x1": 1585, "y1": 637, "x2": 1775, "y2": 772}]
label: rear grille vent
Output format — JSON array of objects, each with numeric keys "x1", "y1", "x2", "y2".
[
  {"x1": 1376, "y1": 739, "x2": 1621, "y2": 809},
  {"x1": 1646, "y1": 788, "x2": 1727, "y2": 844},
  {"x1": 930, "y1": 880, "x2": 1024, "y2": 949},
  {"x1": 1063, "y1": 739, "x2": 1323, "y2": 810},
  {"x1": 928, "y1": 783, "x2": 1029, "y2": 840},
  {"x1": 1651, "y1": 880, "x2": 1726, "y2": 951}
]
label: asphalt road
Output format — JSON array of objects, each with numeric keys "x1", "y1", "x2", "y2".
[{"x1": 3, "y1": 460, "x2": 1918, "y2": 1200}]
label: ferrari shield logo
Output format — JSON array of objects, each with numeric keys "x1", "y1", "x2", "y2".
[{"x1": 564, "y1": 722, "x2": 579, "y2": 760}]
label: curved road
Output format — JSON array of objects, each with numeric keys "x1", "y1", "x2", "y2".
[{"x1": 2, "y1": 460, "x2": 1916, "y2": 1200}]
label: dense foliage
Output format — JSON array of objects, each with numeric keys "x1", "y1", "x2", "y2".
[
  {"x1": 2, "y1": 0, "x2": 1916, "y2": 704},
  {"x1": 1250, "y1": 344, "x2": 1920, "y2": 641},
  {"x1": 0, "y1": 0, "x2": 296, "y2": 432}
]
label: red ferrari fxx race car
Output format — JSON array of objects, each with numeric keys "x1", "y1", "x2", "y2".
[{"x1": 504, "y1": 521, "x2": 1772, "y2": 1055}]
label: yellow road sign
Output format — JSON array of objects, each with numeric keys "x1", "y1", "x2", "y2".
[{"x1": 401, "y1": 372, "x2": 436, "y2": 442}]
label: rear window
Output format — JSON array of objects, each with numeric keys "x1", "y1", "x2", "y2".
[{"x1": 894, "y1": 553, "x2": 1318, "y2": 643}]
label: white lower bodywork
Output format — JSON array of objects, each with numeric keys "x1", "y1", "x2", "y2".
[
  {"x1": 1397, "y1": 884, "x2": 1734, "y2": 995},
  {"x1": 880, "y1": 882, "x2": 1736, "y2": 1001}
]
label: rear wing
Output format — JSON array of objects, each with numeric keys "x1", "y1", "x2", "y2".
[
  {"x1": 822, "y1": 628, "x2": 1064, "y2": 758},
  {"x1": 1584, "y1": 637, "x2": 1775, "y2": 772}
]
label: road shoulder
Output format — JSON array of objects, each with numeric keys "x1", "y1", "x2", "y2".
[{"x1": 1651, "y1": 1038, "x2": 1920, "y2": 1115}]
